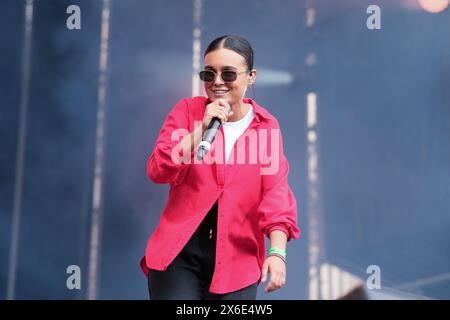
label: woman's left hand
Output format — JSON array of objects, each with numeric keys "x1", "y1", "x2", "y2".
[{"x1": 261, "y1": 255, "x2": 286, "y2": 293}]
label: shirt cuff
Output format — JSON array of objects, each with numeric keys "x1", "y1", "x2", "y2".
[{"x1": 266, "y1": 224, "x2": 291, "y2": 242}]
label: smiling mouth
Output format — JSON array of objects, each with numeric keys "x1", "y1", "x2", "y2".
[{"x1": 211, "y1": 89, "x2": 230, "y2": 95}]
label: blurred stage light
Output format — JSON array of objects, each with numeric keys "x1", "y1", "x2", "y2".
[
  {"x1": 256, "y1": 68, "x2": 294, "y2": 86},
  {"x1": 418, "y1": 0, "x2": 449, "y2": 13}
]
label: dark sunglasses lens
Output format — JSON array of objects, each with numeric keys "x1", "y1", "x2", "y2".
[
  {"x1": 199, "y1": 71, "x2": 215, "y2": 82},
  {"x1": 222, "y1": 71, "x2": 237, "y2": 82}
]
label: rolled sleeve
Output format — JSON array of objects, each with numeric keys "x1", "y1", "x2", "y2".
[
  {"x1": 257, "y1": 122, "x2": 301, "y2": 242},
  {"x1": 147, "y1": 99, "x2": 195, "y2": 185}
]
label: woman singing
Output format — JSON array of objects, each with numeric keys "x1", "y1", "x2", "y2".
[{"x1": 140, "y1": 35, "x2": 300, "y2": 300}]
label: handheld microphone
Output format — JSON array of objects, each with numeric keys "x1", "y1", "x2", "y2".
[{"x1": 197, "y1": 103, "x2": 231, "y2": 160}]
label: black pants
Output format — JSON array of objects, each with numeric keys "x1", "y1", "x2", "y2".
[{"x1": 148, "y1": 202, "x2": 258, "y2": 300}]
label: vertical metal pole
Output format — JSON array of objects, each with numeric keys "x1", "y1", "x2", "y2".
[
  {"x1": 192, "y1": 0, "x2": 203, "y2": 97},
  {"x1": 305, "y1": 0, "x2": 327, "y2": 300},
  {"x1": 306, "y1": 91, "x2": 325, "y2": 300},
  {"x1": 87, "y1": 0, "x2": 111, "y2": 300},
  {"x1": 7, "y1": 0, "x2": 34, "y2": 300}
]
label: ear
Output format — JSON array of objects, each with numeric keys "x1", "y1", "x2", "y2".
[{"x1": 248, "y1": 69, "x2": 257, "y2": 85}]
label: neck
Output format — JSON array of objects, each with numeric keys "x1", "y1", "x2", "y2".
[{"x1": 228, "y1": 100, "x2": 249, "y2": 122}]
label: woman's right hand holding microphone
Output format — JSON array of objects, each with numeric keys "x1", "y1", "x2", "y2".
[
  {"x1": 202, "y1": 99, "x2": 233, "y2": 133},
  {"x1": 177, "y1": 99, "x2": 234, "y2": 156}
]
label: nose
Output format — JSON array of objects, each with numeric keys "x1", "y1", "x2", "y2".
[{"x1": 212, "y1": 72, "x2": 225, "y2": 85}]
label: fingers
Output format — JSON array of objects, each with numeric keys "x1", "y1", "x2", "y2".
[
  {"x1": 218, "y1": 110, "x2": 229, "y2": 123},
  {"x1": 203, "y1": 99, "x2": 234, "y2": 129},
  {"x1": 216, "y1": 104, "x2": 232, "y2": 117},
  {"x1": 264, "y1": 270, "x2": 285, "y2": 293},
  {"x1": 210, "y1": 99, "x2": 231, "y2": 115},
  {"x1": 209, "y1": 109, "x2": 227, "y2": 123},
  {"x1": 216, "y1": 99, "x2": 231, "y2": 111},
  {"x1": 207, "y1": 103, "x2": 232, "y2": 123},
  {"x1": 262, "y1": 258, "x2": 286, "y2": 293},
  {"x1": 261, "y1": 261, "x2": 269, "y2": 283}
]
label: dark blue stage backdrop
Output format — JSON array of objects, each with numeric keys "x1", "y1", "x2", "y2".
[{"x1": 0, "y1": 0, "x2": 449, "y2": 299}]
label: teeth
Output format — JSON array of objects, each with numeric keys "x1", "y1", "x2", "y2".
[{"x1": 213, "y1": 90, "x2": 228, "y2": 93}]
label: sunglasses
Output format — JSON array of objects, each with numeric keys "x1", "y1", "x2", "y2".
[{"x1": 199, "y1": 69, "x2": 249, "y2": 83}]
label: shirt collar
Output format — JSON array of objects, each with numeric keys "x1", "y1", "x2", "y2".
[{"x1": 244, "y1": 98, "x2": 271, "y2": 123}]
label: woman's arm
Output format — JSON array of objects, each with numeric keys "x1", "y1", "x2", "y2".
[
  {"x1": 257, "y1": 121, "x2": 300, "y2": 293},
  {"x1": 177, "y1": 124, "x2": 205, "y2": 154},
  {"x1": 257, "y1": 122, "x2": 300, "y2": 242},
  {"x1": 269, "y1": 230, "x2": 287, "y2": 251},
  {"x1": 147, "y1": 99, "x2": 195, "y2": 184},
  {"x1": 262, "y1": 230, "x2": 288, "y2": 293}
]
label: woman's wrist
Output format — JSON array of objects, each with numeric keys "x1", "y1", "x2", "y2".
[
  {"x1": 267, "y1": 247, "x2": 286, "y2": 263},
  {"x1": 178, "y1": 126, "x2": 203, "y2": 154},
  {"x1": 201, "y1": 123, "x2": 207, "y2": 135},
  {"x1": 269, "y1": 247, "x2": 286, "y2": 258},
  {"x1": 268, "y1": 253, "x2": 286, "y2": 263}
]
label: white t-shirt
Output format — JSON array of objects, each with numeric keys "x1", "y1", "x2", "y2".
[{"x1": 222, "y1": 105, "x2": 254, "y2": 164}]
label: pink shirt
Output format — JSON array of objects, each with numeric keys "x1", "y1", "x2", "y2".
[{"x1": 140, "y1": 96, "x2": 300, "y2": 294}]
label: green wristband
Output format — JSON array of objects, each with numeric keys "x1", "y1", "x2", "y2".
[{"x1": 269, "y1": 247, "x2": 286, "y2": 258}]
